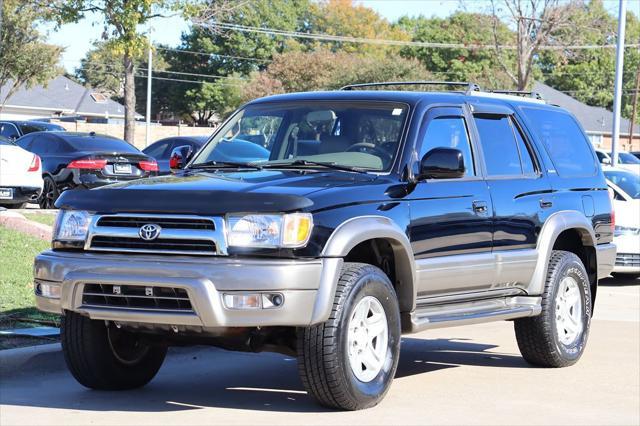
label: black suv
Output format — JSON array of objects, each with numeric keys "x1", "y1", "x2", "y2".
[{"x1": 34, "y1": 82, "x2": 615, "y2": 410}]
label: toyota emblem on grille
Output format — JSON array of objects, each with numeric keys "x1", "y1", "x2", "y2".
[{"x1": 139, "y1": 224, "x2": 161, "y2": 241}]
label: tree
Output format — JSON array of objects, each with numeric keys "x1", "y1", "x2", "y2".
[
  {"x1": 182, "y1": 78, "x2": 242, "y2": 124},
  {"x1": 58, "y1": 1, "x2": 180, "y2": 144},
  {"x1": 241, "y1": 49, "x2": 432, "y2": 102},
  {"x1": 489, "y1": 0, "x2": 582, "y2": 90},
  {"x1": 0, "y1": 0, "x2": 62, "y2": 110},
  {"x1": 396, "y1": 12, "x2": 515, "y2": 89}
]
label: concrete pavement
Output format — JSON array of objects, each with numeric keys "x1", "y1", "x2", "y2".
[{"x1": 1, "y1": 279, "x2": 638, "y2": 425}]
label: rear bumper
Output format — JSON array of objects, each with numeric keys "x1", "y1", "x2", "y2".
[
  {"x1": 34, "y1": 250, "x2": 342, "y2": 328},
  {"x1": 0, "y1": 186, "x2": 41, "y2": 204},
  {"x1": 596, "y1": 243, "x2": 617, "y2": 279}
]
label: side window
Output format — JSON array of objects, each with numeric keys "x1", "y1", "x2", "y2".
[
  {"x1": 0, "y1": 123, "x2": 19, "y2": 139},
  {"x1": 520, "y1": 107, "x2": 596, "y2": 177},
  {"x1": 30, "y1": 136, "x2": 51, "y2": 154},
  {"x1": 511, "y1": 119, "x2": 537, "y2": 175},
  {"x1": 419, "y1": 116, "x2": 475, "y2": 177},
  {"x1": 144, "y1": 141, "x2": 170, "y2": 158},
  {"x1": 16, "y1": 135, "x2": 34, "y2": 150},
  {"x1": 474, "y1": 115, "x2": 522, "y2": 176}
]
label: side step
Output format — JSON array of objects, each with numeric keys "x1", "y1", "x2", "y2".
[{"x1": 404, "y1": 296, "x2": 542, "y2": 333}]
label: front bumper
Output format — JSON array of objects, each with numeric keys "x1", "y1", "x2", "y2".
[{"x1": 34, "y1": 250, "x2": 342, "y2": 328}]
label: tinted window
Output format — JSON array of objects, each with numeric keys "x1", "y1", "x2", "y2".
[
  {"x1": 16, "y1": 135, "x2": 34, "y2": 150},
  {"x1": 474, "y1": 115, "x2": 522, "y2": 176},
  {"x1": 66, "y1": 137, "x2": 139, "y2": 153},
  {"x1": 521, "y1": 108, "x2": 596, "y2": 177},
  {"x1": 0, "y1": 123, "x2": 20, "y2": 139},
  {"x1": 618, "y1": 152, "x2": 640, "y2": 165},
  {"x1": 0, "y1": 136, "x2": 15, "y2": 146},
  {"x1": 419, "y1": 116, "x2": 474, "y2": 177},
  {"x1": 30, "y1": 136, "x2": 53, "y2": 154},
  {"x1": 512, "y1": 119, "x2": 536, "y2": 175},
  {"x1": 143, "y1": 141, "x2": 171, "y2": 158}
]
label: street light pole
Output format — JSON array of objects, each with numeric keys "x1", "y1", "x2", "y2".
[
  {"x1": 611, "y1": 0, "x2": 627, "y2": 165},
  {"x1": 145, "y1": 39, "x2": 153, "y2": 148}
]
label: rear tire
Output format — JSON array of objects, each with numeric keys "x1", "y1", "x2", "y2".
[
  {"x1": 39, "y1": 176, "x2": 59, "y2": 209},
  {"x1": 298, "y1": 263, "x2": 401, "y2": 410},
  {"x1": 61, "y1": 311, "x2": 167, "y2": 390},
  {"x1": 514, "y1": 250, "x2": 591, "y2": 367}
]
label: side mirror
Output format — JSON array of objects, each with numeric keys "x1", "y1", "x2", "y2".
[
  {"x1": 9, "y1": 134, "x2": 19, "y2": 141},
  {"x1": 602, "y1": 157, "x2": 611, "y2": 165},
  {"x1": 169, "y1": 145, "x2": 193, "y2": 172},
  {"x1": 418, "y1": 147, "x2": 465, "y2": 180}
]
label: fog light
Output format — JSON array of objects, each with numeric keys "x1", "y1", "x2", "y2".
[
  {"x1": 223, "y1": 293, "x2": 262, "y2": 309},
  {"x1": 35, "y1": 282, "x2": 61, "y2": 299},
  {"x1": 262, "y1": 293, "x2": 284, "y2": 309}
]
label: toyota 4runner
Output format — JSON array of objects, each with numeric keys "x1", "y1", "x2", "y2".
[{"x1": 34, "y1": 82, "x2": 616, "y2": 410}]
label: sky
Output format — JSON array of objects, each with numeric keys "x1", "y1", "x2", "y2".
[{"x1": 45, "y1": 0, "x2": 640, "y2": 74}]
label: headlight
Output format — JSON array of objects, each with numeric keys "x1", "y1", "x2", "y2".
[
  {"x1": 614, "y1": 225, "x2": 640, "y2": 237},
  {"x1": 226, "y1": 213, "x2": 313, "y2": 248},
  {"x1": 53, "y1": 210, "x2": 92, "y2": 241}
]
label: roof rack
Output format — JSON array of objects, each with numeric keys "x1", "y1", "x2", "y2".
[
  {"x1": 489, "y1": 90, "x2": 544, "y2": 100},
  {"x1": 339, "y1": 81, "x2": 482, "y2": 95}
]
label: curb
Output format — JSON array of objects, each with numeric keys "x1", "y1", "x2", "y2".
[
  {"x1": 0, "y1": 343, "x2": 64, "y2": 379},
  {"x1": 0, "y1": 211, "x2": 52, "y2": 241}
]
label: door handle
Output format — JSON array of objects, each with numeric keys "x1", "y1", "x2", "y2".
[
  {"x1": 540, "y1": 199, "x2": 553, "y2": 209},
  {"x1": 472, "y1": 201, "x2": 488, "y2": 213}
]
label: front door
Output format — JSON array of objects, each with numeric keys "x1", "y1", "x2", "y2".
[{"x1": 408, "y1": 106, "x2": 494, "y2": 298}]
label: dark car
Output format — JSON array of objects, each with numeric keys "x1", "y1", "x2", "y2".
[
  {"x1": 631, "y1": 151, "x2": 640, "y2": 160},
  {"x1": 34, "y1": 83, "x2": 615, "y2": 410},
  {"x1": 16, "y1": 132, "x2": 158, "y2": 208},
  {"x1": 143, "y1": 135, "x2": 269, "y2": 174},
  {"x1": 0, "y1": 120, "x2": 66, "y2": 140}
]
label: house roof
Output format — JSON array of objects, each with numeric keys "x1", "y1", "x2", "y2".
[
  {"x1": 0, "y1": 75, "x2": 142, "y2": 119},
  {"x1": 533, "y1": 82, "x2": 640, "y2": 135}
]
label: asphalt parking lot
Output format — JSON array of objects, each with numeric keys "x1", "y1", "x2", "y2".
[{"x1": 0, "y1": 276, "x2": 638, "y2": 426}]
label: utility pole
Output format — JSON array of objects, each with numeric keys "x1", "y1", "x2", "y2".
[
  {"x1": 628, "y1": 53, "x2": 640, "y2": 147},
  {"x1": 611, "y1": 0, "x2": 627, "y2": 165},
  {"x1": 145, "y1": 39, "x2": 153, "y2": 148}
]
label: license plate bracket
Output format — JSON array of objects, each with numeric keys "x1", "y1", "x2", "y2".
[
  {"x1": 113, "y1": 163, "x2": 132, "y2": 174},
  {"x1": 0, "y1": 188, "x2": 14, "y2": 199}
]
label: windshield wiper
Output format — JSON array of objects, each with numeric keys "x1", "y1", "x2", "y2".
[
  {"x1": 259, "y1": 159, "x2": 368, "y2": 173},
  {"x1": 188, "y1": 160, "x2": 263, "y2": 170}
]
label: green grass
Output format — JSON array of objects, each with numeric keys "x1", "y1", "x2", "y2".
[
  {"x1": 0, "y1": 226, "x2": 59, "y2": 329},
  {"x1": 23, "y1": 213, "x2": 57, "y2": 227}
]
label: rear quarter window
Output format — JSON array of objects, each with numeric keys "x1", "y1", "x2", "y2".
[{"x1": 520, "y1": 107, "x2": 596, "y2": 177}]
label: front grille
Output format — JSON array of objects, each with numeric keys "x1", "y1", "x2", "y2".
[
  {"x1": 82, "y1": 283, "x2": 194, "y2": 312},
  {"x1": 85, "y1": 214, "x2": 227, "y2": 256},
  {"x1": 97, "y1": 216, "x2": 215, "y2": 230},
  {"x1": 616, "y1": 253, "x2": 640, "y2": 267},
  {"x1": 90, "y1": 236, "x2": 216, "y2": 253}
]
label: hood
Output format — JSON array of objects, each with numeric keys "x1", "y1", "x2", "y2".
[{"x1": 55, "y1": 169, "x2": 378, "y2": 215}]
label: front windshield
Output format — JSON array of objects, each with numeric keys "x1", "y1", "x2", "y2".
[
  {"x1": 618, "y1": 152, "x2": 640, "y2": 165},
  {"x1": 605, "y1": 170, "x2": 640, "y2": 199},
  {"x1": 191, "y1": 101, "x2": 409, "y2": 171}
]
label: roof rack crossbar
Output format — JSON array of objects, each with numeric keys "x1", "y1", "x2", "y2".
[
  {"x1": 339, "y1": 81, "x2": 482, "y2": 95},
  {"x1": 490, "y1": 90, "x2": 544, "y2": 100}
]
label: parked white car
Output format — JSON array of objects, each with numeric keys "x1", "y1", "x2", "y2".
[
  {"x1": 596, "y1": 149, "x2": 640, "y2": 174},
  {"x1": 604, "y1": 167, "x2": 640, "y2": 275},
  {"x1": 0, "y1": 137, "x2": 43, "y2": 208}
]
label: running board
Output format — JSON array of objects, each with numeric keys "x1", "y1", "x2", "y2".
[{"x1": 404, "y1": 296, "x2": 542, "y2": 333}]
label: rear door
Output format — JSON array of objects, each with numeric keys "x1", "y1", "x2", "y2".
[
  {"x1": 409, "y1": 106, "x2": 495, "y2": 298},
  {"x1": 470, "y1": 105, "x2": 553, "y2": 292}
]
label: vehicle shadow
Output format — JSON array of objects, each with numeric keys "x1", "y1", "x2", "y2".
[
  {"x1": 1, "y1": 337, "x2": 529, "y2": 414},
  {"x1": 599, "y1": 274, "x2": 640, "y2": 287}
]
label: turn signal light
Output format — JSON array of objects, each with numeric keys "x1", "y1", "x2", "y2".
[
  {"x1": 27, "y1": 155, "x2": 40, "y2": 172},
  {"x1": 223, "y1": 293, "x2": 284, "y2": 310},
  {"x1": 68, "y1": 159, "x2": 107, "y2": 169},
  {"x1": 139, "y1": 160, "x2": 158, "y2": 172}
]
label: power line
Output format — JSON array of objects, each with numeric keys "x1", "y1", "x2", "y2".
[
  {"x1": 155, "y1": 46, "x2": 272, "y2": 63},
  {"x1": 198, "y1": 22, "x2": 640, "y2": 51}
]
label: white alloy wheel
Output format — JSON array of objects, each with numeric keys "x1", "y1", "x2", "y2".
[
  {"x1": 347, "y1": 295, "x2": 388, "y2": 382},
  {"x1": 555, "y1": 276, "x2": 584, "y2": 345}
]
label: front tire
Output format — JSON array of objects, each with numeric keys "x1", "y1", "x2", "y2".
[
  {"x1": 298, "y1": 263, "x2": 401, "y2": 410},
  {"x1": 61, "y1": 311, "x2": 167, "y2": 390},
  {"x1": 514, "y1": 250, "x2": 591, "y2": 367}
]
